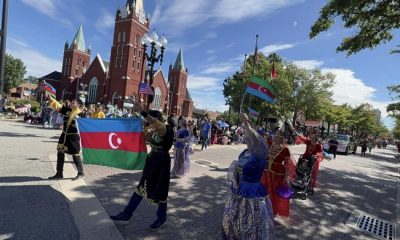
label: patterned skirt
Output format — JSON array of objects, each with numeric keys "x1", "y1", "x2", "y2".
[
  {"x1": 222, "y1": 193, "x2": 276, "y2": 240},
  {"x1": 171, "y1": 146, "x2": 190, "y2": 177}
]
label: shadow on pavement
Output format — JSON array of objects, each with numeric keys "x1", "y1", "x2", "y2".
[
  {"x1": 0, "y1": 132, "x2": 42, "y2": 138},
  {"x1": 79, "y1": 170, "x2": 227, "y2": 240},
  {"x1": 0, "y1": 185, "x2": 79, "y2": 240},
  {"x1": 0, "y1": 176, "x2": 45, "y2": 183}
]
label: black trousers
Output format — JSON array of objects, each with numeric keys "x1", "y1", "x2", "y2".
[
  {"x1": 56, "y1": 152, "x2": 84, "y2": 175},
  {"x1": 123, "y1": 192, "x2": 167, "y2": 220}
]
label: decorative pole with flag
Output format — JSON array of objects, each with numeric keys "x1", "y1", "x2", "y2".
[
  {"x1": 271, "y1": 61, "x2": 277, "y2": 79},
  {"x1": 252, "y1": 34, "x2": 259, "y2": 77}
]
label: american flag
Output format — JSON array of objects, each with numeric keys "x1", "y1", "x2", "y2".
[{"x1": 139, "y1": 82, "x2": 154, "y2": 95}]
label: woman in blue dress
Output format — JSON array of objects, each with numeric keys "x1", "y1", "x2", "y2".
[
  {"x1": 171, "y1": 121, "x2": 191, "y2": 178},
  {"x1": 222, "y1": 113, "x2": 276, "y2": 240}
]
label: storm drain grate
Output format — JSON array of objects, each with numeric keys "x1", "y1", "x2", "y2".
[{"x1": 354, "y1": 213, "x2": 395, "y2": 240}]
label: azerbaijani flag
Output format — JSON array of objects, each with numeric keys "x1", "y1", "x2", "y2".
[
  {"x1": 77, "y1": 118, "x2": 148, "y2": 170},
  {"x1": 44, "y1": 82, "x2": 56, "y2": 98},
  {"x1": 248, "y1": 107, "x2": 260, "y2": 119},
  {"x1": 246, "y1": 76, "x2": 276, "y2": 103}
]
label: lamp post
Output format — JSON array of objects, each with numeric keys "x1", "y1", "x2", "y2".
[{"x1": 141, "y1": 29, "x2": 167, "y2": 110}]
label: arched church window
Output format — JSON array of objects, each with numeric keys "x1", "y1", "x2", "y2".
[
  {"x1": 152, "y1": 87, "x2": 162, "y2": 110},
  {"x1": 88, "y1": 77, "x2": 99, "y2": 103},
  {"x1": 118, "y1": 32, "x2": 121, "y2": 43}
]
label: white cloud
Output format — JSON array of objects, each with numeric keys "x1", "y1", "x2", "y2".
[
  {"x1": 187, "y1": 75, "x2": 220, "y2": 90},
  {"x1": 293, "y1": 21, "x2": 298, "y2": 27},
  {"x1": 293, "y1": 60, "x2": 324, "y2": 70},
  {"x1": 8, "y1": 38, "x2": 62, "y2": 77},
  {"x1": 322, "y1": 68, "x2": 393, "y2": 118},
  {"x1": 260, "y1": 44, "x2": 295, "y2": 54},
  {"x1": 9, "y1": 37, "x2": 30, "y2": 48},
  {"x1": 21, "y1": 0, "x2": 73, "y2": 27},
  {"x1": 157, "y1": 0, "x2": 304, "y2": 37},
  {"x1": 21, "y1": 0, "x2": 57, "y2": 17},
  {"x1": 95, "y1": 9, "x2": 115, "y2": 35},
  {"x1": 202, "y1": 65, "x2": 236, "y2": 75}
]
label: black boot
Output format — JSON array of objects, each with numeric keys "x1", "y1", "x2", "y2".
[
  {"x1": 48, "y1": 173, "x2": 63, "y2": 180},
  {"x1": 71, "y1": 173, "x2": 85, "y2": 181},
  {"x1": 110, "y1": 193, "x2": 143, "y2": 222},
  {"x1": 150, "y1": 202, "x2": 167, "y2": 230}
]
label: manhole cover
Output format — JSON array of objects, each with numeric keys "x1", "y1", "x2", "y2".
[{"x1": 354, "y1": 213, "x2": 395, "y2": 240}]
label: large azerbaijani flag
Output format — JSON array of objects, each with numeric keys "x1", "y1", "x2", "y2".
[
  {"x1": 77, "y1": 118, "x2": 148, "y2": 170},
  {"x1": 246, "y1": 76, "x2": 276, "y2": 103}
]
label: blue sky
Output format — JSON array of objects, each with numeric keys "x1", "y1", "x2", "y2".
[{"x1": 7, "y1": 0, "x2": 400, "y2": 128}]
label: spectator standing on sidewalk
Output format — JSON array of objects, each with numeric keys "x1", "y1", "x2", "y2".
[
  {"x1": 222, "y1": 113, "x2": 276, "y2": 239},
  {"x1": 201, "y1": 118, "x2": 211, "y2": 151},
  {"x1": 110, "y1": 103, "x2": 177, "y2": 230},
  {"x1": 46, "y1": 94, "x2": 85, "y2": 181},
  {"x1": 361, "y1": 139, "x2": 368, "y2": 156},
  {"x1": 91, "y1": 104, "x2": 105, "y2": 119},
  {"x1": 368, "y1": 140, "x2": 373, "y2": 154},
  {"x1": 328, "y1": 136, "x2": 339, "y2": 159}
]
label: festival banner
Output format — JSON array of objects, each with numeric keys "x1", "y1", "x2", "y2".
[{"x1": 77, "y1": 118, "x2": 148, "y2": 170}]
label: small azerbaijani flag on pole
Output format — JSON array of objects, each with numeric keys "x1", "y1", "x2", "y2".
[
  {"x1": 246, "y1": 76, "x2": 276, "y2": 103},
  {"x1": 247, "y1": 107, "x2": 260, "y2": 119},
  {"x1": 139, "y1": 82, "x2": 154, "y2": 95},
  {"x1": 271, "y1": 62, "x2": 277, "y2": 79},
  {"x1": 43, "y1": 82, "x2": 56, "y2": 98},
  {"x1": 77, "y1": 118, "x2": 148, "y2": 170}
]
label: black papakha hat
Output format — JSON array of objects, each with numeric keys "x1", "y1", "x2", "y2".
[
  {"x1": 74, "y1": 99, "x2": 83, "y2": 106},
  {"x1": 148, "y1": 110, "x2": 165, "y2": 121}
]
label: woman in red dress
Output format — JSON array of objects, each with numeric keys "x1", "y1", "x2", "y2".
[
  {"x1": 296, "y1": 134, "x2": 323, "y2": 188},
  {"x1": 261, "y1": 131, "x2": 296, "y2": 217}
]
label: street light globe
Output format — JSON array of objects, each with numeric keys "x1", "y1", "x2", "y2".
[
  {"x1": 150, "y1": 29, "x2": 159, "y2": 43},
  {"x1": 141, "y1": 33, "x2": 150, "y2": 45},
  {"x1": 159, "y1": 34, "x2": 168, "y2": 48}
]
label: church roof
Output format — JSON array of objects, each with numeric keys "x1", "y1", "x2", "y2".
[
  {"x1": 173, "y1": 49, "x2": 185, "y2": 71},
  {"x1": 185, "y1": 88, "x2": 192, "y2": 101},
  {"x1": 70, "y1": 25, "x2": 86, "y2": 52},
  {"x1": 39, "y1": 71, "x2": 62, "y2": 81}
]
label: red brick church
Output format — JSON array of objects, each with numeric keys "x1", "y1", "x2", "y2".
[{"x1": 39, "y1": 0, "x2": 193, "y2": 117}]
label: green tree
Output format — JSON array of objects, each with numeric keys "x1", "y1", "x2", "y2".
[
  {"x1": 393, "y1": 119, "x2": 400, "y2": 139},
  {"x1": 4, "y1": 54, "x2": 26, "y2": 93},
  {"x1": 24, "y1": 75, "x2": 38, "y2": 84},
  {"x1": 223, "y1": 53, "x2": 335, "y2": 125},
  {"x1": 387, "y1": 84, "x2": 400, "y2": 119},
  {"x1": 310, "y1": 1, "x2": 400, "y2": 55}
]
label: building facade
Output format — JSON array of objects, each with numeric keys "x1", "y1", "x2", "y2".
[{"x1": 39, "y1": 0, "x2": 193, "y2": 118}]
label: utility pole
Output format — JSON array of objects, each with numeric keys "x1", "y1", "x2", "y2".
[{"x1": 0, "y1": 0, "x2": 9, "y2": 99}]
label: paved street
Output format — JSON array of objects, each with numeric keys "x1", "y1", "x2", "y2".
[{"x1": 0, "y1": 120, "x2": 399, "y2": 240}]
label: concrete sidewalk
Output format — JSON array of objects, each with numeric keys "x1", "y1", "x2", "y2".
[{"x1": 0, "y1": 120, "x2": 123, "y2": 240}]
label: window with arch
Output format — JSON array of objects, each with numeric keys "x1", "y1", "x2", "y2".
[
  {"x1": 153, "y1": 87, "x2": 162, "y2": 110},
  {"x1": 88, "y1": 77, "x2": 99, "y2": 103},
  {"x1": 118, "y1": 32, "x2": 121, "y2": 43},
  {"x1": 111, "y1": 91, "x2": 118, "y2": 105}
]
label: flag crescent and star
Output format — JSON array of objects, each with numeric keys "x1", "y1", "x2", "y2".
[{"x1": 108, "y1": 133, "x2": 122, "y2": 149}]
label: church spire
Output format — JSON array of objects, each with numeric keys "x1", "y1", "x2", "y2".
[
  {"x1": 173, "y1": 49, "x2": 186, "y2": 71},
  {"x1": 70, "y1": 25, "x2": 86, "y2": 52}
]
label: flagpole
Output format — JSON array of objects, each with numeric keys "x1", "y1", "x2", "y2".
[
  {"x1": 248, "y1": 34, "x2": 259, "y2": 112},
  {"x1": 239, "y1": 54, "x2": 247, "y2": 114}
]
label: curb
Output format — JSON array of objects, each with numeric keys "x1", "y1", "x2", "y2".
[{"x1": 49, "y1": 154, "x2": 125, "y2": 240}]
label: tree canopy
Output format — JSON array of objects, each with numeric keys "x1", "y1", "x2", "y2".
[
  {"x1": 310, "y1": 0, "x2": 400, "y2": 55},
  {"x1": 4, "y1": 54, "x2": 26, "y2": 94}
]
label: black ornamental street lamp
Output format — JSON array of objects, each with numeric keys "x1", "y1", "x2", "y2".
[{"x1": 141, "y1": 29, "x2": 167, "y2": 109}]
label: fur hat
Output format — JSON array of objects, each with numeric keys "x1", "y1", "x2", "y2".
[{"x1": 148, "y1": 110, "x2": 165, "y2": 122}]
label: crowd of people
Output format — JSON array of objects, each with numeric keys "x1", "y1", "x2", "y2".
[{"x1": 36, "y1": 95, "x2": 334, "y2": 238}]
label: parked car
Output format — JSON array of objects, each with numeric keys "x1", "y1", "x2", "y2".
[{"x1": 323, "y1": 134, "x2": 357, "y2": 155}]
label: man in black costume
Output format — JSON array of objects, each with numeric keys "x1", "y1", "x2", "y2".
[
  {"x1": 46, "y1": 94, "x2": 85, "y2": 181},
  {"x1": 110, "y1": 102, "x2": 176, "y2": 230}
]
